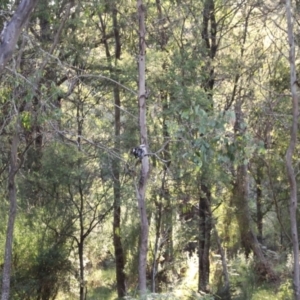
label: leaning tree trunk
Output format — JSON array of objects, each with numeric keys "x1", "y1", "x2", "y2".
[
  {"x1": 0, "y1": 0, "x2": 39, "y2": 72},
  {"x1": 1, "y1": 129, "x2": 20, "y2": 300},
  {"x1": 285, "y1": 0, "x2": 300, "y2": 298},
  {"x1": 136, "y1": 0, "x2": 150, "y2": 297}
]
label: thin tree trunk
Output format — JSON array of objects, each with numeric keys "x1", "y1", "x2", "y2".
[
  {"x1": 285, "y1": 0, "x2": 300, "y2": 298},
  {"x1": 76, "y1": 104, "x2": 86, "y2": 300},
  {"x1": 98, "y1": 6, "x2": 126, "y2": 296},
  {"x1": 201, "y1": 0, "x2": 217, "y2": 93},
  {"x1": 161, "y1": 97, "x2": 173, "y2": 265},
  {"x1": 1, "y1": 129, "x2": 20, "y2": 300},
  {"x1": 113, "y1": 98, "x2": 126, "y2": 298},
  {"x1": 78, "y1": 240, "x2": 85, "y2": 300},
  {"x1": 78, "y1": 179, "x2": 85, "y2": 300},
  {"x1": 136, "y1": 0, "x2": 149, "y2": 296},
  {"x1": 198, "y1": 183, "x2": 211, "y2": 293},
  {"x1": 111, "y1": 5, "x2": 126, "y2": 297},
  {"x1": 151, "y1": 199, "x2": 162, "y2": 292},
  {"x1": 151, "y1": 153, "x2": 161, "y2": 293},
  {"x1": 256, "y1": 166, "x2": 263, "y2": 242},
  {"x1": 197, "y1": 0, "x2": 217, "y2": 292}
]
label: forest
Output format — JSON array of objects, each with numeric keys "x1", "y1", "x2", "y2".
[{"x1": 0, "y1": 0, "x2": 300, "y2": 299}]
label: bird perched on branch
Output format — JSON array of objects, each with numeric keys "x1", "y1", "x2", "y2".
[{"x1": 131, "y1": 144, "x2": 147, "y2": 159}]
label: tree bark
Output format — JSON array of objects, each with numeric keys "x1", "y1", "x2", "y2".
[
  {"x1": 98, "y1": 5, "x2": 126, "y2": 296},
  {"x1": 151, "y1": 197, "x2": 162, "y2": 292},
  {"x1": 285, "y1": 0, "x2": 300, "y2": 298},
  {"x1": 0, "y1": 0, "x2": 39, "y2": 72},
  {"x1": 198, "y1": 183, "x2": 211, "y2": 293},
  {"x1": 76, "y1": 104, "x2": 86, "y2": 300},
  {"x1": 136, "y1": 0, "x2": 149, "y2": 297},
  {"x1": 201, "y1": 0, "x2": 217, "y2": 93},
  {"x1": 256, "y1": 166, "x2": 263, "y2": 242},
  {"x1": 78, "y1": 239, "x2": 85, "y2": 300},
  {"x1": 197, "y1": 0, "x2": 217, "y2": 292},
  {"x1": 111, "y1": 6, "x2": 126, "y2": 297},
  {"x1": 1, "y1": 129, "x2": 20, "y2": 300}
]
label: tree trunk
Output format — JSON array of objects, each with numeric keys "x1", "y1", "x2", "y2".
[
  {"x1": 78, "y1": 240, "x2": 85, "y2": 300},
  {"x1": 111, "y1": 5, "x2": 126, "y2": 298},
  {"x1": 78, "y1": 178, "x2": 86, "y2": 300},
  {"x1": 233, "y1": 163, "x2": 253, "y2": 258},
  {"x1": 285, "y1": 0, "x2": 300, "y2": 298},
  {"x1": 201, "y1": 0, "x2": 217, "y2": 93},
  {"x1": 1, "y1": 130, "x2": 20, "y2": 300},
  {"x1": 162, "y1": 96, "x2": 173, "y2": 262},
  {"x1": 197, "y1": 0, "x2": 217, "y2": 292},
  {"x1": 0, "y1": 0, "x2": 39, "y2": 72},
  {"x1": 151, "y1": 196, "x2": 162, "y2": 292},
  {"x1": 98, "y1": 5, "x2": 126, "y2": 296},
  {"x1": 112, "y1": 96, "x2": 126, "y2": 298},
  {"x1": 256, "y1": 166, "x2": 263, "y2": 242},
  {"x1": 77, "y1": 106, "x2": 86, "y2": 300},
  {"x1": 136, "y1": 0, "x2": 149, "y2": 296},
  {"x1": 198, "y1": 183, "x2": 211, "y2": 293}
]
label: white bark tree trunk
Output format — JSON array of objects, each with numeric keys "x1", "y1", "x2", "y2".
[
  {"x1": 136, "y1": 0, "x2": 149, "y2": 297},
  {"x1": 0, "y1": 0, "x2": 39, "y2": 72}
]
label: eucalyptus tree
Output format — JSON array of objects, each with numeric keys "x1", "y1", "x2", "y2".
[
  {"x1": 0, "y1": 0, "x2": 38, "y2": 72},
  {"x1": 135, "y1": 0, "x2": 150, "y2": 296}
]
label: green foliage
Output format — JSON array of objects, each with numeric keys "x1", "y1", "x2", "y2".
[
  {"x1": 276, "y1": 280, "x2": 293, "y2": 300},
  {"x1": 4, "y1": 215, "x2": 73, "y2": 300},
  {"x1": 85, "y1": 269, "x2": 117, "y2": 300},
  {"x1": 229, "y1": 253, "x2": 260, "y2": 299},
  {"x1": 124, "y1": 291, "x2": 214, "y2": 300},
  {"x1": 10, "y1": 245, "x2": 72, "y2": 300},
  {"x1": 243, "y1": 279, "x2": 293, "y2": 300},
  {"x1": 21, "y1": 111, "x2": 32, "y2": 130}
]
